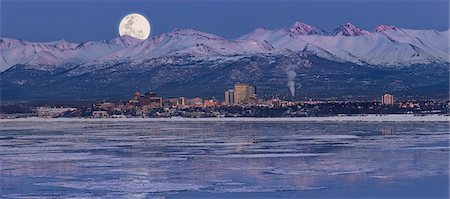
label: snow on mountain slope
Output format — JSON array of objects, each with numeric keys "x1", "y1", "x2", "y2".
[
  {"x1": 333, "y1": 23, "x2": 370, "y2": 36},
  {"x1": 239, "y1": 28, "x2": 359, "y2": 64},
  {"x1": 288, "y1": 21, "x2": 326, "y2": 35},
  {"x1": 375, "y1": 25, "x2": 397, "y2": 32},
  {"x1": 98, "y1": 29, "x2": 274, "y2": 62},
  {"x1": 0, "y1": 22, "x2": 448, "y2": 72},
  {"x1": 297, "y1": 32, "x2": 440, "y2": 66},
  {"x1": 385, "y1": 28, "x2": 448, "y2": 53},
  {"x1": 109, "y1": 35, "x2": 144, "y2": 47},
  {"x1": 0, "y1": 36, "x2": 145, "y2": 72},
  {"x1": 0, "y1": 38, "x2": 79, "y2": 71},
  {"x1": 376, "y1": 27, "x2": 449, "y2": 63},
  {"x1": 240, "y1": 22, "x2": 449, "y2": 66}
]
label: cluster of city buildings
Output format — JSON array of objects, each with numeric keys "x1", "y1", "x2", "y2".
[
  {"x1": 24, "y1": 83, "x2": 449, "y2": 118},
  {"x1": 91, "y1": 83, "x2": 266, "y2": 117},
  {"x1": 88, "y1": 83, "x2": 266, "y2": 117}
]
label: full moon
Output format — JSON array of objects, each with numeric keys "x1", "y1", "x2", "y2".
[{"x1": 119, "y1": 13, "x2": 151, "y2": 40}]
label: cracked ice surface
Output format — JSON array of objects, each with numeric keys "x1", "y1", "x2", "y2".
[{"x1": 0, "y1": 119, "x2": 448, "y2": 198}]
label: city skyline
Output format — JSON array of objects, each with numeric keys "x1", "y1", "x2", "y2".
[{"x1": 101, "y1": 82, "x2": 400, "y2": 105}]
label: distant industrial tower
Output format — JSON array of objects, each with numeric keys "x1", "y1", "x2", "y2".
[{"x1": 381, "y1": 94, "x2": 394, "y2": 105}]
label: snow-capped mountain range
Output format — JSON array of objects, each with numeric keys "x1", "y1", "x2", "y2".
[{"x1": 0, "y1": 21, "x2": 448, "y2": 72}]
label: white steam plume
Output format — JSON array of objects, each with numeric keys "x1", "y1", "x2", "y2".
[
  {"x1": 287, "y1": 70, "x2": 297, "y2": 97},
  {"x1": 284, "y1": 60, "x2": 311, "y2": 97}
]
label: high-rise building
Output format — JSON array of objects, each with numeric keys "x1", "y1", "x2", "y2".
[
  {"x1": 179, "y1": 97, "x2": 186, "y2": 106},
  {"x1": 381, "y1": 94, "x2": 394, "y2": 105},
  {"x1": 234, "y1": 83, "x2": 256, "y2": 104},
  {"x1": 224, "y1": 89, "x2": 235, "y2": 105}
]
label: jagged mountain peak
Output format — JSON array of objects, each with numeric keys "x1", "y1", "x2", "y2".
[
  {"x1": 375, "y1": 25, "x2": 398, "y2": 32},
  {"x1": 333, "y1": 23, "x2": 370, "y2": 36},
  {"x1": 288, "y1": 21, "x2": 325, "y2": 35}
]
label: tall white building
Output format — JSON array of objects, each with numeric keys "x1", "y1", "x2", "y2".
[{"x1": 381, "y1": 94, "x2": 394, "y2": 105}]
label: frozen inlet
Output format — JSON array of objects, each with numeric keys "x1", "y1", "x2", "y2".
[{"x1": 0, "y1": 119, "x2": 448, "y2": 198}]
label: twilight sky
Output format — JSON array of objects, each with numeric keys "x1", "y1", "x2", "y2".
[{"x1": 1, "y1": 0, "x2": 448, "y2": 42}]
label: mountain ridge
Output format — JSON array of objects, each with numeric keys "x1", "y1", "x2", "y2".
[
  {"x1": 1, "y1": 21, "x2": 448, "y2": 72},
  {"x1": 1, "y1": 21, "x2": 448, "y2": 101}
]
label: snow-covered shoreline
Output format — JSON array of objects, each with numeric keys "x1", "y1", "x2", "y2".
[{"x1": 1, "y1": 114, "x2": 449, "y2": 122}]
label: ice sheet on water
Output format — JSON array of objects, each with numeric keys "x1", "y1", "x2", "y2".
[
  {"x1": 369, "y1": 175, "x2": 394, "y2": 179},
  {"x1": 403, "y1": 146, "x2": 450, "y2": 150},
  {"x1": 169, "y1": 142, "x2": 255, "y2": 147},
  {"x1": 76, "y1": 162, "x2": 113, "y2": 167},
  {"x1": 218, "y1": 153, "x2": 335, "y2": 158},
  {"x1": 211, "y1": 181, "x2": 247, "y2": 186},
  {"x1": 35, "y1": 180, "x2": 205, "y2": 193},
  {"x1": 207, "y1": 185, "x2": 327, "y2": 193},
  {"x1": 1, "y1": 152, "x2": 113, "y2": 161},
  {"x1": 246, "y1": 149, "x2": 298, "y2": 153},
  {"x1": 265, "y1": 167, "x2": 376, "y2": 176},
  {"x1": 297, "y1": 135, "x2": 360, "y2": 139},
  {"x1": 2, "y1": 193, "x2": 99, "y2": 199},
  {"x1": 3, "y1": 192, "x2": 166, "y2": 199},
  {"x1": 1, "y1": 119, "x2": 448, "y2": 197},
  {"x1": 327, "y1": 169, "x2": 376, "y2": 176}
]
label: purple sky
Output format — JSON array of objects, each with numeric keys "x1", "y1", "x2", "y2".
[{"x1": 1, "y1": 0, "x2": 448, "y2": 42}]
